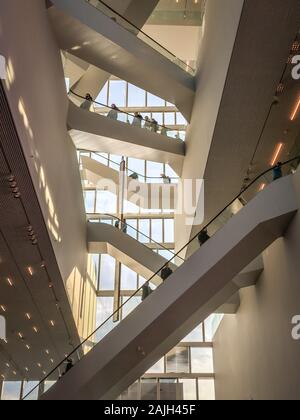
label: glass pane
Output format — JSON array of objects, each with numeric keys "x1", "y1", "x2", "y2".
[
  {"x1": 164, "y1": 219, "x2": 174, "y2": 243},
  {"x1": 84, "y1": 190, "x2": 95, "y2": 213},
  {"x1": 127, "y1": 158, "x2": 145, "y2": 179},
  {"x1": 204, "y1": 314, "x2": 224, "y2": 341},
  {"x1": 96, "y1": 82, "x2": 108, "y2": 105},
  {"x1": 99, "y1": 255, "x2": 115, "y2": 290},
  {"x1": 198, "y1": 379, "x2": 215, "y2": 400},
  {"x1": 147, "y1": 358, "x2": 165, "y2": 374},
  {"x1": 182, "y1": 325, "x2": 204, "y2": 343},
  {"x1": 146, "y1": 161, "x2": 164, "y2": 179},
  {"x1": 119, "y1": 382, "x2": 139, "y2": 400},
  {"x1": 147, "y1": 92, "x2": 165, "y2": 107},
  {"x1": 96, "y1": 297, "x2": 115, "y2": 341},
  {"x1": 139, "y1": 219, "x2": 150, "y2": 243},
  {"x1": 109, "y1": 154, "x2": 122, "y2": 171},
  {"x1": 92, "y1": 152, "x2": 109, "y2": 166},
  {"x1": 166, "y1": 347, "x2": 189, "y2": 373},
  {"x1": 128, "y1": 83, "x2": 146, "y2": 107},
  {"x1": 159, "y1": 379, "x2": 178, "y2": 400},
  {"x1": 1, "y1": 382, "x2": 22, "y2": 400},
  {"x1": 151, "y1": 219, "x2": 163, "y2": 243},
  {"x1": 176, "y1": 112, "x2": 187, "y2": 125},
  {"x1": 121, "y1": 265, "x2": 138, "y2": 290},
  {"x1": 44, "y1": 381, "x2": 56, "y2": 394},
  {"x1": 22, "y1": 381, "x2": 39, "y2": 400},
  {"x1": 126, "y1": 219, "x2": 138, "y2": 240},
  {"x1": 96, "y1": 191, "x2": 117, "y2": 213},
  {"x1": 122, "y1": 296, "x2": 141, "y2": 319},
  {"x1": 191, "y1": 348, "x2": 214, "y2": 374},
  {"x1": 141, "y1": 379, "x2": 157, "y2": 400},
  {"x1": 108, "y1": 80, "x2": 126, "y2": 107},
  {"x1": 152, "y1": 112, "x2": 163, "y2": 125},
  {"x1": 164, "y1": 112, "x2": 176, "y2": 125},
  {"x1": 179, "y1": 379, "x2": 197, "y2": 401}
]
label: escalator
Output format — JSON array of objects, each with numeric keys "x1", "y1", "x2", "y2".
[
  {"x1": 69, "y1": 92, "x2": 185, "y2": 175},
  {"x1": 23, "y1": 158, "x2": 300, "y2": 400},
  {"x1": 47, "y1": 0, "x2": 196, "y2": 121}
]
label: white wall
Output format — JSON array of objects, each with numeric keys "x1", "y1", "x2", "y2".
[
  {"x1": 0, "y1": 0, "x2": 96, "y2": 338},
  {"x1": 214, "y1": 170, "x2": 300, "y2": 400}
]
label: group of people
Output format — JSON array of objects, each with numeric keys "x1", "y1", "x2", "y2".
[{"x1": 80, "y1": 94, "x2": 170, "y2": 135}]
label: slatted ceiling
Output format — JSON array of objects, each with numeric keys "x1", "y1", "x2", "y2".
[{"x1": 0, "y1": 82, "x2": 81, "y2": 381}]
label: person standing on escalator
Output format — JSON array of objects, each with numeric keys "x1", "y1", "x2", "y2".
[{"x1": 80, "y1": 93, "x2": 93, "y2": 111}]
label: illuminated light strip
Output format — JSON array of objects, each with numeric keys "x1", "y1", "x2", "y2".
[
  {"x1": 290, "y1": 96, "x2": 300, "y2": 121},
  {"x1": 271, "y1": 143, "x2": 284, "y2": 167},
  {"x1": 259, "y1": 183, "x2": 266, "y2": 191}
]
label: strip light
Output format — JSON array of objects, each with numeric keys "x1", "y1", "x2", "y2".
[
  {"x1": 291, "y1": 96, "x2": 300, "y2": 121},
  {"x1": 271, "y1": 143, "x2": 284, "y2": 167}
]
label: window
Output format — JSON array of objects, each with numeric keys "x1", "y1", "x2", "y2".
[
  {"x1": 166, "y1": 347, "x2": 189, "y2": 373},
  {"x1": 164, "y1": 112, "x2": 176, "y2": 125},
  {"x1": 182, "y1": 325, "x2": 204, "y2": 343},
  {"x1": 96, "y1": 191, "x2": 117, "y2": 214},
  {"x1": 126, "y1": 219, "x2": 138, "y2": 240},
  {"x1": 151, "y1": 219, "x2": 163, "y2": 243},
  {"x1": 179, "y1": 379, "x2": 197, "y2": 400},
  {"x1": 96, "y1": 82, "x2": 108, "y2": 105},
  {"x1": 198, "y1": 379, "x2": 215, "y2": 400},
  {"x1": 109, "y1": 80, "x2": 126, "y2": 107},
  {"x1": 139, "y1": 219, "x2": 150, "y2": 243},
  {"x1": 96, "y1": 297, "x2": 115, "y2": 341},
  {"x1": 191, "y1": 348, "x2": 214, "y2": 374},
  {"x1": 176, "y1": 112, "x2": 187, "y2": 125},
  {"x1": 164, "y1": 219, "x2": 175, "y2": 243},
  {"x1": 84, "y1": 190, "x2": 95, "y2": 213},
  {"x1": 147, "y1": 92, "x2": 165, "y2": 107},
  {"x1": 22, "y1": 382, "x2": 39, "y2": 400},
  {"x1": 128, "y1": 83, "x2": 146, "y2": 107},
  {"x1": 99, "y1": 255, "x2": 115, "y2": 290},
  {"x1": 121, "y1": 265, "x2": 138, "y2": 290},
  {"x1": 147, "y1": 358, "x2": 164, "y2": 374},
  {"x1": 122, "y1": 296, "x2": 141, "y2": 319},
  {"x1": 141, "y1": 379, "x2": 157, "y2": 400},
  {"x1": 1, "y1": 382, "x2": 22, "y2": 400}
]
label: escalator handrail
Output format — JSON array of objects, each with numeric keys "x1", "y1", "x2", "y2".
[
  {"x1": 22, "y1": 156, "x2": 300, "y2": 400},
  {"x1": 87, "y1": 213, "x2": 184, "y2": 261},
  {"x1": 86, "y1": 0, "x2": 196, "y2": 74},
  {"x1": 79, "y1": 148, "x2": 179, "y2": 181},
  {"x1": 69, "y1": 90, "x2": 186, "y2": 137}
]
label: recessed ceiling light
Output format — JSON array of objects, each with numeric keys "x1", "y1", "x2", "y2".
[
  {"x1": 33, "y1": 326, "x2": 38, "y2": 333},
  {"x1": 26, "y1": 344, "x2": 31, "y2": 350},
  {"x1": 50, "y1": 359, "x2": 54, "y2": 364},
  {"x1": 1, "y1": 374, "x2": 5, "y2": 380},
  {"x1": 25, "y1": 313, "x2": 31, "y2": 320},
  {"x1": 27, "y1": 266, "x2": 34, "y2": 276},
  {"x1": 7, "y1": 278, "x2": 13, "y2": 287},
  {"x1": 37, "y1": 363, "x2": 42, "y2": 368},
  {"x1": 50, "y1": 320, "x2": 55, "y2": 327},
  {"x1": 25, "y1": 367, "x2": 29, "y2": 372},
  {"x1": 45, "y1": 349, "x2": 50, "y2": 355},
  {"x1": 5, "y1": 363, "x2": 10, "y2": 368},
  {"x1": 18, "y1": 332, "x2": 24, "y2": 339},
  {"x1": 0, "y1": 305, "x2": 6, "y2": 313},
  {"x1": 13, "y1": 371, "x2": 17, "y2": 376}
]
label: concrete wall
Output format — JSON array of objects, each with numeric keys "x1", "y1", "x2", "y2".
[
  {"x1": 214, "y1": 170, "x2": 300, "y2": 400},
  {"x1": 0, "y1": 0, "x2": 96, "y2": 339},
  {"x1": 174, "y1": 0, "x2": 244, "y2": 254}
]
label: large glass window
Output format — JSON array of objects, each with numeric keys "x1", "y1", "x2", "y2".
[
  {"x1": 121, "y1": 265, "x2": 138, "y2": 290},
  {"x1": 99, "y1": 255, "x2": 115, "y2": 290},
  {"x1": 22, "y1": 382, "x2": 39, "y2": 400},
  {"x1": 96, "y1": 297, "x2": 115, "y2": 340},
  {"x1": 164, "y1": 219, "x2": 175, "y2": 243},
  {"x1": 128, "y1": 83, "x2": 146, "y2": 107},
  {"x1": 109, "y1": 80, "x2": 126, "y2": 107},
  {"x1": 96, "y1": 82, "x2": 108, "y2": 105},
  {"x1": 179, "y1": 379, "x2": 197, "y2": 400},
  {"x1": 147, "y1": 92, "x2": 165, "y2": 107},
  {"x1": 191, "y1": 348, "x2": 214, "y2": 374},
  {"x1": 84, "y1": 190, "x2": 95, "y2": 213},
  {"x1": 1, "y1": 382, "x2": 22, "y2": 400},
  {"x1": 139, "y1": 219, "x2": 150, "y2": 243},
  {"x1": 198, "y1": 379, "x2": 215, "y2": 400},
  {"x1": 96, "y1": 191, "x2": 117, "y2": 213},
  {"x1": 151, "y1": 219, "x2": 163, "y2": 243},
  {"x1": 166, "y1": 347, "x2": 189, "y2": 373}
]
